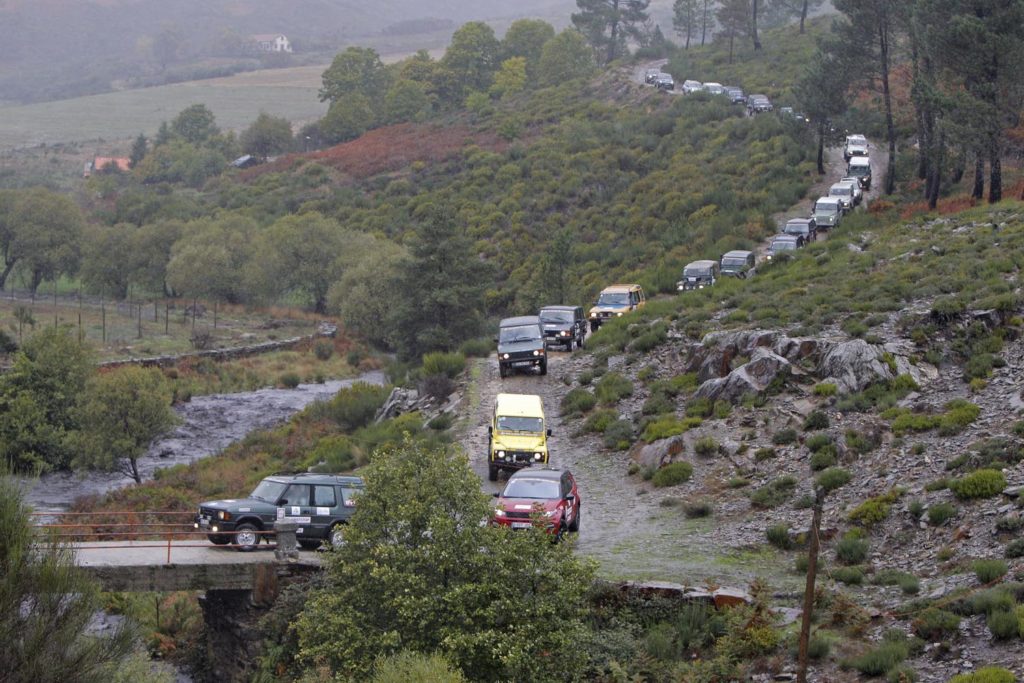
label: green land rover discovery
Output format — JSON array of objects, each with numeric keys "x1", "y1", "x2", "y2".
[{"x1": 194, "y1": 473, "x2": 364, "y2": 551}]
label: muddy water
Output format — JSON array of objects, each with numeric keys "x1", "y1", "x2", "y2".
[{"x1": 17, "y1": 371, "x2": 386, "y2": 514}]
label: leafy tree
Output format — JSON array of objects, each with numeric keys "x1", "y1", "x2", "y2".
[
  {"x1": 239, "y1": 111, "x2": 294, "y2": 158},
  {"x1": 293, "y1": 437, "x2": 595, "y2": 681},
  {"x1": 769, "y1": 0, "x2": 824, "y2": 34},
  {"x1": 165, "y1": 214, "x2": 256, "y2": 303},
  {"x1": 501, "y1": 19, "x2": 556, "y2": 80},
  {"x1": 537, "y1": 30, "x2": 597, "y2": 87},
  {"x1": 540, "y1": 229, "x2": 575, "y2": 306},
  {"x1": 752, "y1": 0, "x2": 763, "y2": 50},
  {"x1": 0, "y1": 189, "x2": 19, "y2": 289},
  {"x1": 6, "y1": 188, "x2": 84, "y2": 292},
  {"x1": 796, "y1": 51, "x2": 850, "y2": 174},
  {"x1": 673, "y1": 0, "x2": 700, "y2": 48},
  {"x1": 133, "y1": 140, "x2": 227, "y2": 187},
  {"x1": 327, "y1": 237, "x2": 407, "y2": 349},
  {"x1": 170, "y1": 104, "x2": 219, "y2": 145},
  {"x1": 572, "y1": 0, "x2": 651, "y2": 64},
  {"x1": 249, "y1": 213, "x2": 348, "y2": 313},
  {"x1": 0, "y1": 327, "x2": 93, "y2": 473},
  {"x1": 70, "y1": 366, "x2": 177, "y2": 484},
  {"x1": 131, "y1": 219, "x2": 184, "y2": 297},
  {"x1": 489, "y1": 57, "x2": 527, "y2": 99},
  {"x1": 440, "y1": 22, "x2": 502, "y2": 99},
  {"x1": 716, "y1": 0, "x2": 752, "y2": 64},
  {"x1": 389, "y1": 205, "x2": 490, "y2": 358},
  {"x1": 0, "y1": 477, "x2": 136, "y2": 681},
  {"x1": 151, "y1": 24, "x2": 182, "y2": 71},
  {"x1": 383, "y1": 79, "x2": 433, "y2": 124},
  {"x1": 154, "y1": 121, "x2": 173, "y2": 147},
  {"x1": 319, "y1": 46, "x2": 389, "y2": 106},
  {"x1": 397, "y1": 49, "x2": 438, "y2": 84},
  {"x1": 79, "y1": 224, "x2": 136, "y2": 299},
  {"x1": 320, "y1": 94, "x2": 374, "y2": 144},
  {"x1": 128, "y1": 134, "x2": 147, "y2": 168}
]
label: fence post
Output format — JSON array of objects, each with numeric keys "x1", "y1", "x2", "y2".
[
  {"x1": 137, "y1": 300, "x2": 142, "y2": 339},
  {"x1": 101, "y1": 301, "x2": 106, "y2": 343},
  {"x1": 273, "y1": 520, "x2": 299, "y2": 562}
]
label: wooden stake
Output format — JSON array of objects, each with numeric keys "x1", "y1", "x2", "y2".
[{"x1": 796, "y1": 498, "x2": 823, "y2": 683}]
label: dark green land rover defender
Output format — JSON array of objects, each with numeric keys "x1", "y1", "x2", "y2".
[{"x1": 194, "y1": 473, "x2": 363, "y2": 550}]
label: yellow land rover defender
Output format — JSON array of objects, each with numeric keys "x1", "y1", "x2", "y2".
[
  {"x1": 488, "y1": 393, "x2": 551, "y2": 482},
  {"x1": 588, "y1": 284, "x2": 646, "y2": 333}
]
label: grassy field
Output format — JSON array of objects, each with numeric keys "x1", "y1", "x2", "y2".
[{"x1": 0, "y1": 64, "x2": 330, "y2": 150}]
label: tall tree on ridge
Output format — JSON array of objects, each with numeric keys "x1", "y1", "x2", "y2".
[{"x1": 572, "y1": 0, "x2": 651, "y2": 64}]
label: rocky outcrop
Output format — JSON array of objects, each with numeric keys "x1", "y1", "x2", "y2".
[
  {"x1": 693, "y1": 348, "x2": 793, "y2": 402},
  {"x1": 629, "y1": 433, "x2": 687, "y2": 469},
  {"x1": 374, "y1": 385, "x2": 463, "y2": 424}
]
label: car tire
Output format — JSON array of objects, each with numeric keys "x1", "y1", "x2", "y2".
[
  {"x1": 298, "y1": 539, "x2": 321, "y2": 550},
  {"x1": 577, "y1": 334, "x2": 585, "y2": 349},
  {"x1": 327, "y1": 524, "x2": 346, "y2": 548},
  {"x1": 488, "y1": 463, "x2": 498, "y2": 482},
  {"x1": 233, "y1": 523, "x2": 260, "y2": 552},
  {"x1": 499, "y1": 364, "x2": 507, "y2": 378},
  {"x1": 539, "y1": 360, "x2": 547, "y2": 376},
  {"x1": 207, "y1": 533, "x2": 231, "y2": 545},
  {"x1": 568, "y1": 505, "x2": 580, "y2": 532},
  {"x1": 589, "y1": 321, "x2": 600, "y2": 333}
]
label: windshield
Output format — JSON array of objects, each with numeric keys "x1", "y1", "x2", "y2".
[
  {"x1": 499, "y1": 324, "x2": 541, "y2": 343},
  {"x1": 597, "y1": 292, "x2": 630, "y2": 306},
  {"x1": 502, "y1": 478, "x2": 560, "y2": 499},
  {"x1": 684, "y1": 266, "x2": 711, "y2": 278},
  {"x1": 540, "y1": 310, "x2": 574, "y2": 323},
  {"x1": 250, "y1": 479, "x2": 287, "y2": 503},
  {"x1": 830, "y1": 187, "x2": 851, "y2": 196},
  {"x1": 815, "y1": 203, "x2": 838, "y2": 215},
  {"x1": 772, "y1": 240, "x2": 797, "y2": 252},
  {"x1": 786, "y1": 223, "x2": 808, "y2": 233},
  {"x1": 722, "y1": 258, "x2": 747, "y2": 268},
  {"x1": 496, "y1": 415, "x2": 544, "y2": 433},
  {"x1": 849, "y1": 166, "x2": 869, "y2": 175}
]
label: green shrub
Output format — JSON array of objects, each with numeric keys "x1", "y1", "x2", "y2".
[
  {"x1": 805, "y1": 433, "x2": 833, "y2": 452},
  {"x1": 986, "y1": 610, "x2": 1020, "y2": 640},
  {"x1": 651, "y1": 461, "x2": 694, "y2": 487},
  {"x1": 793, "y1": 494, "x2": 815, "y2": 509},
  {"x1": 683, "y1": 500, "x2": 713, "y2": 518},
  {"x1": 713, "y1": 400, "x2": 732, "y2": 419},
  {"x1": 845, "y1": 429, "x2": 880, "y2": 454},
  {"x1": 815, "y1": 467, "x2": 851, "y2": 493},
  {"x1": 642, "y1": 416, "x2": 702, "y2": 442},
  {"x1": 754, "y1": 447, "x2": 777, "y2": 461},
  {"x1": 1006, "y1": 539, "x2": 1024, "y2": 559},
  {"x1": 459, "y1": 338, "x2": 492, "y2": 358},
  {"x1": 603, "y1": 420, "x2": 635, "y2": 450},
  {"x1": 961, "y1": 587, "x2": 1015, "y2": 616},
  {"x1": 685, "y1": 397, "x2": 713, "y2": 418},
  {"x1": 670, "y1": 372, "x2": 699, "y2": 392},
  {"x1": 927, "y1": 502, "x2": 957, "y2": 526},
  {"x1": 561, "y1": 388, "x2": 597, "y2": 416},
  {"x1": 949, "y1": 668, "x2": 1016, "y2": 683},
  {"x1": 849, "y1": 640, "x2": 908, "y2": 676},
  {"x1": 313, "y1": 339, "x2": 335, "y2": 361},
  {"x1": 831, "y1": 566, "x2": 864, "y2": 585},
  {"x1": 848, "y1": 489, "x2": 902, "y2": 528},
  {"x1": 583, "y1": 409, "x2": 619, "y2": 433},
  {"x1": 804, "y1": 410, "x2": 830, "y2": 431},
  {"x1": 810, "y1": 448, "x2": 837, "y2": 471},
  {"x1": 693, "y1": 436, "x2": 719, "y2": 458},
  {"x1": 595, "y1": 372, "x2": 634, "y2": 405},
  {"x1": 974, "y1": 559, "x2": 1009, "y2": 584},
  {"x1": 306, "y1": 435, "x2": 358, "y2": 472},
  {"x1": 807, "y1": 633, "x2": 831, "y2": 660},
  {"x1": 766, "y1": 524, "x2": 793, "y2": 550},
  {"x1": 925, "y1": 478, "x2": 950, "y2": 492},
  {"x1": 641, "y1": 392, "x2": 675, "y2": 416},
  {"x1": 750, "y1": 476, "x2": 797, "y2": 509},
  {"x1": 422, "y1": 351, "x2": 466, "y2": 379},
  {"x1": 949, "y1": 469, "x2": 1006, "y2": 500},
  {"x1": 813, "y1": 382, "x2": 838, "y2": 397},
  {"x1": 911, "y1": 608, "x2": 960, "y2": 640},
  {"x1": 836, "y1": 535, "x2": 869, "y2": 565},
  {"x1": 279, "y1": 372, "x2": 301, "y2": 388},
  {"x1": 772, "y1": 428, "x2": 798, "y2": 445},
  {"x1": 886, "y1": 665, "x2": 918, "y2": 683},
  {"x1": 427, "y1": 413, "x2": 454, "y2": 431},
  {"x1": 871, "y1": 569, "x2": 920, "y2": 595},
  {"x1": 938, "y1": 399, "x2": 981, "y2": 436}
]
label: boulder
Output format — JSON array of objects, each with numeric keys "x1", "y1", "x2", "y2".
[
  {"x1": 712, "y1": 586, "x2": 752, "y2": 608},
  {"x1": 630, "y1": 434, "x2": 686, "y2": 470},
  {"x1": 694, "y1": 348, "x2": 792, "y2": 403},
  {"x1": 687, "y1": 329, "x2": 781, "y2": 382},
  {"x1": 816, "y1": 339, "x2": 896, "y2": 394}
]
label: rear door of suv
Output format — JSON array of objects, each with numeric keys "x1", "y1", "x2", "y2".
[
  {"x1": 309, "y1": 483, "x2": 341, "y2": 539},
  {"x1": 279, "y1": 482, "x2": 315, "y2": 538}
]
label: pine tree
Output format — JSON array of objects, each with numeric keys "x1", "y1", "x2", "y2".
[
  {"x1": 716, "y1": 0, "x2": 752, "y2": 64},
  {"x1": 673, "y1": 0, "x2": 700, "y2": 49},
  {"x1": 572, "y1": 0, "x2": 651, "y2": 64},
  {"x1": 128, "y1": 134, "x2": 147, "y2": 168}
]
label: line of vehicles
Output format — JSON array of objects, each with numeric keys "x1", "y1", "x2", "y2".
[{"x1": 643, "y1": 69, "x2": 788, "y2": 117}]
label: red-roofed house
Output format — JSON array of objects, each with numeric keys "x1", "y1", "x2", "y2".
[
  {"x1": 251, "y1": 34, "x2": 292, "y2": 53},
  {"x1": 84, "y1": 157, "x2": 131, "y2": 177}
]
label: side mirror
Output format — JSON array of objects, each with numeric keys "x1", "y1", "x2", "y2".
[
  {"x1": 493, "y1": 337, "x2": 499, "y2": 344},
  {"x1": 565, "y1": 494, "x2": 575, "y2": 502},
  {"x1": 546, "y1": 429, "x2": 552, "y2": 437},
  {"x1": 279, "y1": 499, "x2": 288, "y2": 505},
  {"x1": 487, "y1": 426, "x2": 493, "y2": 435},
  {"x1": 492, "y1": 492, "x2": 500, "y2": 498}
]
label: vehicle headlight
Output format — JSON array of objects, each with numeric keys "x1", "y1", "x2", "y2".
[
  {"x1": 534, "y1": 453, "x2": 542, "y2": 461},
  {"x1": 212, "y1": 525, "x2": 219, "y2": 532},
  {"x1": 561, "y1": 330, "x2": 569, "y2": 336},
  {"x1": 193, "y1": 522, "x2": 199, "y2": 529},
  {"x1": 677, "y1": 285, "x2": 683, "y2": 290},
  {"x1": 494, "y1": 509, "x2": 506, "y2": 517},
  {"x1": 497, "y1": 450, "x2": 505, "y2": 459},
  {"x1": 545, "y1": 509, "x2": 559, "y2": 518},
  {"x1": 698, "y1": 285, "x2": 704, "y2": 289},
  {"x1": 217, "y1": 510, "x2": 231, "y2": 520},
  {"x1": 502, "y1": 353, "x2": 510, "y2": 360},
  {"x1": 617, "y1": 312, "x2": 623, "y2": 317},
  {"x1": 533, "y1": 349, "x2": 544, "y2": 356}
]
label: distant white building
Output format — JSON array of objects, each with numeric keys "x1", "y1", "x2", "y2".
[{"x1": 251, "y1": 34, "x2": 292, "y2": 53}]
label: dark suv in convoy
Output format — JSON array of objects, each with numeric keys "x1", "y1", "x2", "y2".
[
  {"x1": 194, "y1": 473, "x2": 364, "y2": 550},
  {"x1": 538, "y1": 305, "x2": 586, "y2": 350},
  {"x1": 497, "y1": 316, "x2": 546, "y2": 378},
  {"x1": 784, "y1": 217, "x2": 817, "y2": 243},
  {"x1": 492, "y1": 467, "x2": 580, "y2": 537}
]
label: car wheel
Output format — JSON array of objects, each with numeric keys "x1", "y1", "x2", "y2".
[
  {"x1": 577, "y1": 334, "x2": 585, "y2": 349},
  {"x1": 499, "y1": 364, "x2": 507, "y2": 378},
  {"x1": 554, "y1": 521, "x2": 567, "y2": 543},
  {"x1": 208, "y1": 533, "x2": 231, "y2": 545},
  {"x1": 298, "y1": 539, "x2": 321, "y2": 550},
  {"x1": 488, "y1": 463, "x2": 498, "y2": 482},
  {"x1": 539, "y1": 360, "x2": 547, "y2": 376},
  {"x1": 233, "y1": 523, "x2": 260, "y2": 551},
  {"x1": 568, "y1": 505, "x2": 580, "y2": 532},
  {"x1": 589, "y1": 321, "x2": 600, "y2": 333},
  {"x1": 327, "y1": 524, "x2": 346, "y2": 548}
]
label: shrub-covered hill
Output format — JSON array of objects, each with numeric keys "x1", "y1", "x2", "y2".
[{"x1": 214, "y1": 79, "x2": 815, "y2": 313}]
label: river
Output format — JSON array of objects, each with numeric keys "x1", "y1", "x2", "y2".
[{"x1": 16, "y1": 371, "x2": 386, "y2": 514}]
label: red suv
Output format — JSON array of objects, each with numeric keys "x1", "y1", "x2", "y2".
[{"x1": 492, "y1": 468, "x2": 580, "y2": 537}]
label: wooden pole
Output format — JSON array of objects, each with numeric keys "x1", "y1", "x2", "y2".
[
  {"x1": 191, "y1": 298, "x2": 197, "y2": 330},
  {"x1": 101, "y1": 300, "x2": 106, "y2": 344},
  {"x1": 53, "y1": 281, "x2": 58, "y2": 328},
  {"x1": 214, "y1": 301, "x2": 218, "y2": 329},
  {"x1": 796, "y1": 496, "x2": 824, "y2": 683},
  {"x1": 154, "y1": 301, "x2": 158, "y2": 322},
  {"x1": 137, "y1": 300, "x2": 142, "y2": 339},
  {"x1": 78, "y1": 312, "x2": 82, "y2": 343},
  {"x1": 165, "y1": 304, "x2": 169, "y2": 335}
]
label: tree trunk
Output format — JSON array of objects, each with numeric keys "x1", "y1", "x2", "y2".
[
  {"x1": 129, "y1": 457, "x2": 142, "y2": 484},
  {"x1": 29, "y1": 269, "x2": 44, "y2": 294},
  {"x1": 927, "y1": 130, "x2": 944, "y2": 210},
  {"x1": 0, "y1": 259, "x2": 16, "y2": 290},
  {"x1": 973, "y1": 156, "x2": 985, "y2": 199},
  {"x1": 796, "y1": 500, "x2": 824, "y2": 683},
  {"x1": 951, "y1": 146, "x2": 966, "y2": 184},
  {"x1": 701, "y1": 0, "x2": 709, "y2": 46},
  {"x1": 989, "y1": 144, "x2": 1002, "y2": 203},
  {"x1": 878, "y1": 17, "x2": 897, "y2": 195},
  {"x1": 729, "y1": 33, "x2": 735, "y2": 64},
  {"x1": 799, "y1": 0, "x2": 808, "y2": 34},
  {"x1": 607, "y1": 9, "x2": 619, "y2": 65},
  {"x1": 752, "y1": 0, "x2": 762, "y2": 50},
  {"x1": 816, "y1": 122, "x2": 826, "y2": 175}
]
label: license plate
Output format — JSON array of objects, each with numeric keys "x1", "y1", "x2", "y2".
[
  {"x1": 511, "y1": 522, "x2": 532, "y2": 529},
  {"x1": 513, "y1": 361, "x2": 533, "y2": 367},
  {"x1": 198, "y1": 517, "x2": 210, "y2": 527}
]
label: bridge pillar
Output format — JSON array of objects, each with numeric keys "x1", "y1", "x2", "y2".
[{"x1": 199, "y1": 588, "x2": 265, "y2": 681}]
